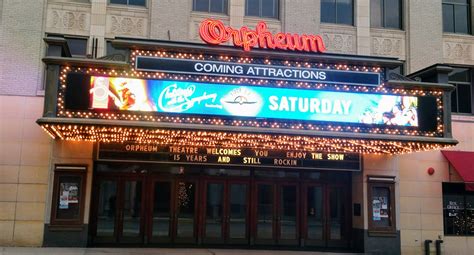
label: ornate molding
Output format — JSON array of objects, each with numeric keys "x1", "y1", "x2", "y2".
[
  {"x1": 371, "y1": 37, "x2": 403, "y2": 57},
  {"x1": 444, "y1": 42, "x2": 472, "y2": 60},
  {"x1": 321, "y1": 33, "x2": 355, "y2": 54},
  {"x1": 47, "y1": 10, "x2": 89, "y2": 31},
  {"x1": 320, "y1": 25, "x2": 356, "y2": 54},
  {"x1": 108, "y1": 15, "x2": 146, "y2": 37},
  {"x1": 370, "y1": 29, "x2": 405, "y2": 58}
]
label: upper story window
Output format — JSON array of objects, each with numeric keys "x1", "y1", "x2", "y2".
[
  {"x1": 109, "y1": 0, "x2": 146, "y2": 7},
  {"x1": 443, "y1": 0, "x2": 471, "y2": 34},
  {"x1": 443, "y1": 183, "x2": 474, "y2": 236},
  {"x1": 449, "y1": 67, "x2": 473, "y2": 114},
  {"x1": 245, "y1": 0, "x2": 279, "y2": 19},
  {"x1": 321, "y1": 0, "x2": 354, "y2": 25},
  {"x1": 193, "y1": 0, "x2": 228, "y2": 14},
  {"x1": 66, "y1": 37, "x2": 88, "y2": 57},
  {"x1": 370, "y1": 0, "x2": 402, "y2": 29}
]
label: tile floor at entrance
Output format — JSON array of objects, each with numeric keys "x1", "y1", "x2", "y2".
[{"x1": 0, "y1": 247, "x2": 363, "y2": 255}]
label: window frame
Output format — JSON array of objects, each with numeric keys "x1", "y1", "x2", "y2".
[
  {"x1": 321, "y1": 0, "x2": 354, "y2": 26},
  {"x1": 370, "y1": 0, "x2": 403, "y2": 30},
  {"x1": 367, "y1": 175, "x2": 397, "y2": 235},
  {"x1": 64, "y1": 36, "x2": 89, "y2": 58},
  {"x1": 109, "y1": 0, "x2": 147, "y2": 7},
  {"x1": 442, "y1": 0, "x2": 471, "y2": 34},
  {"x1": 105, "y1": 40, "x2": 129, "y2": 61},
  {"x1": 448, "y1": 66, "x2": 474, "y2": 114},
  {"x1": 50, "y1": 165, "x2": 88, "y2": 227},
  {"x1": 192, "y1": 0, "x2": 229, "y2": 14},
  {"x1": 442, "y1": 182, "x2": 474, "y2": 236},
  {"x1": 245, "y1": 0, "x2": 280, "y2": 19}
]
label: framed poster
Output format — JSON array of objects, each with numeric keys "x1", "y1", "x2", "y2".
[
  {"x1": 367, "y1": 176, "x2": 396, "y2": 235},
  {"x1": 50, "y1": 165, "x2": 87, "y2": 226}
]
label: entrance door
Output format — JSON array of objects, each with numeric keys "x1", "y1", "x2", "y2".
[
  {"x1": 173, "y1": 179, "x2": 198, "y2": 243},
  {"x1": 253, "y1": 182, "x2": 299, "y2": 245},
  {"x1": 303, "y1": 184, "x2": 325, "y2": 246},
  {"x1": 326, "y1": 185, "x2": 349, "y2": 248},
  {"x1": 92, "y1": 175, "x2": 144, "y2": 244},
  {"x1": 202, "y1": 180, "x2": 249, "y2": 244},
  {"x1": 302, "y1": 183, "x2": 349, "y2": 248},
  {"x1": 148, "y1": 177, "x2": 199, "y2": 244},
  {"x1": 148, "y1": 178, "x2": 173, "y2": 243}
]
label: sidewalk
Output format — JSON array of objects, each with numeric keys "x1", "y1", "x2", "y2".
[{"x1": 0, "y1": 247, "x2": 362, "y2": 255}]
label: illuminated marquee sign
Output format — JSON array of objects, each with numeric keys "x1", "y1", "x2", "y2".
[
  {"x1": 98, "y1": 143, "x2": 361, "y2": 171},
  {"x1": 90, "y1": 76, "x2": 419, "y2": 127},
  {"x1": 135, "y1": 57, "x2": 381, "y2": 86},
  {"x1": 199, "y1": 18, "x2": 327, "y2": 53}
]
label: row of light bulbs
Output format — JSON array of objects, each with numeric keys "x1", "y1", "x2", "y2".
[{"x1": 40, "y1": 123, "x2": 453, "y2": 155}]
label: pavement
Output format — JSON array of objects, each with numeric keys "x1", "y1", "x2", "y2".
[{"x1": 0, "y1": 247, "x2": 362, "y2": 255}]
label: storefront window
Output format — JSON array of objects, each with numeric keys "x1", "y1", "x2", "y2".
[
  {"x1": 443, "y1": 183, "x2": 474, "y2": 235},
  {"x1": 50, "y1": 165, "x2": 87, "y2": 226},
  {"x1": 367, "y1": 176, "x2": 396, "y2": 234}
]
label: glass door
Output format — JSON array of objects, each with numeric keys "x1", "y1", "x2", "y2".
[
  {"x1": 277, "y1": 184, "x2": 299, "y2": 245},
  {"x1": 149, "y1": 179, "x2": 172, "y2": 243},
  {"x1": 91, "y1": 175, "x2": 144, "y2": 244},
  {"x1": 173, "y1": 179, "x2": 198, "y2": 244},
  {"x1": 254, "y1": 182, "x2": 276, "y2": 245},
  {"x1": 203, "y1": 181, "x2": 225, "y2": 244},
  {"x1": 93, "y1": 177, "x2": 118, "y2": 243},
  {"x1": 253, "y1": 182, "x2": 299, "y2": 246},
  {"x1": 202, "y1": 179, "x2": 249, "y2": 245},
  {"x1": 303, "y1": 184, "x2": 325, "y2": 246},
  {"x1": 302, "y1": 183, "x2": 349, "y2": 248},
  {"x1": 327, "y1": 185, "x2": 349, "y2": 248},
  {"x1": 227, "y1": 181, "x2": 249, "y2": 244},
  {"x1": 119, "y1": 178, "x2": 144, "y2": 243}
]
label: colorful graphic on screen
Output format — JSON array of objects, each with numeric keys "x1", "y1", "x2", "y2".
[{"x1": 90, "y1": 76, "x2": 419, "y2": 127}]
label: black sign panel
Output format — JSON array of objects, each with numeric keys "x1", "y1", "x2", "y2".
[
  {"x1": 98, "y1": 143, "x2": 361, "y2": 171},
  {"x1": 135, "y1": 56, "x2": 381, "y2": 87}
]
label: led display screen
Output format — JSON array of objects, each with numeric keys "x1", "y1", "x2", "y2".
[{"x1": 89, "y1": 76, "x2": 419, "y2": 127}]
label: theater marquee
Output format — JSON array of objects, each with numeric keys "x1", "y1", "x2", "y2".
[{"x1": 38, "y1": 37, "x2": 458, "y2": 155}]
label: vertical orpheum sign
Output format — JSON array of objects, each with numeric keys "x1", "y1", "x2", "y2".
[{"x1": 199, "y1": 19, "x2": 327, "y2": 53}]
